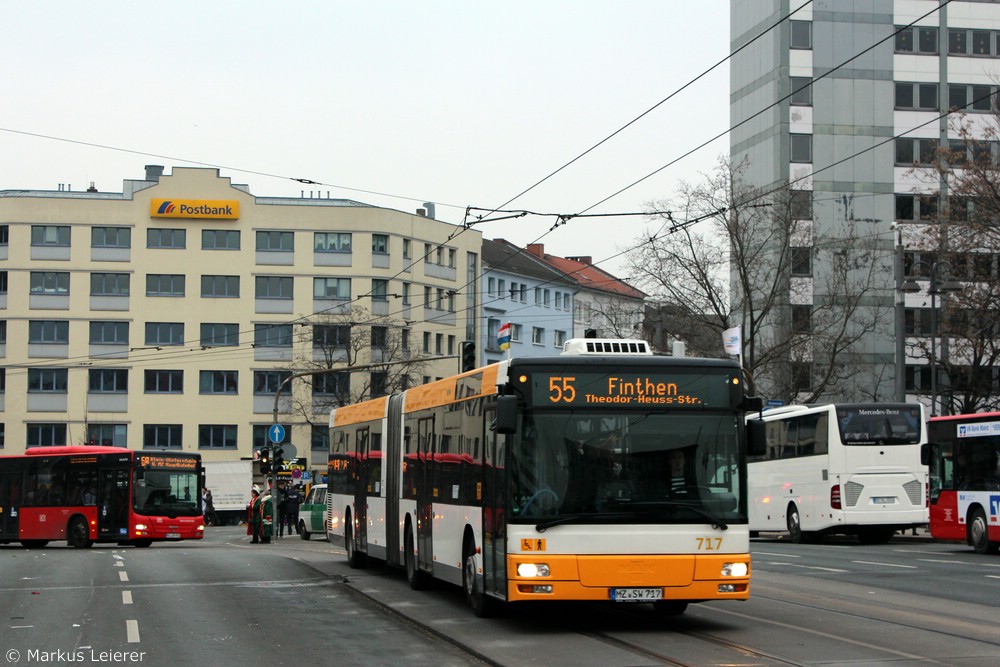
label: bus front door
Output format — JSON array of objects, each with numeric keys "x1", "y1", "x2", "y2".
[
  {"x1": 98, "y1": 467, "x2": 130, "y2": 541},
  {"x1": 0, "y1": 471, "x2": 20, "y2": 542},
  {"x1": 483, "y1": 408, "x2": 507, "y2": 599}
]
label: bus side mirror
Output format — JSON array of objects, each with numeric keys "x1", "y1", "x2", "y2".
[
  {"x1": 495, "y1": 395, "x2": 518, "y2": 435},
  {"x1": 747, "y1": 419, "x2": 767, "y2": 457},
  {"x1": 743, "y1": 396, "x2": 764, "y2": 412},
  {"x1": 920, "y1": 443, "x2": 930, "y2": 467}
]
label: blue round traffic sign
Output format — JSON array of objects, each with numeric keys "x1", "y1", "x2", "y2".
[{"x1": 268, "y1": 424, "x2": 286, "y2": 444}]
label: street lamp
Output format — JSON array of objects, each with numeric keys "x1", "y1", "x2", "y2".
[{"x1": 899, "y1": 259, "x2": 964, "y2": 416}]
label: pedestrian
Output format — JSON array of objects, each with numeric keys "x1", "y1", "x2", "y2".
[
  {"x1": 284, "y1": 484, "x2": 301, "y2": 536},
  {"x1": 248, "y1": 486, "x2": 261, "y2": 543},
  {"x1": 277, "y1": 481, "x2": 289, "y2": 537},
  {"x1": 203, "y1": 488, "x2": 219, "y2": 526},
  {"x1": 259, "y1": 487, "x2": 274, "y2": 544}
]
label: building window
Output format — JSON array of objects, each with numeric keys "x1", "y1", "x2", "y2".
[
  {"x1": 253, "y1": 370, "x2": 291, "y2": 395},
  {"x1": 200, "y1": 370, "x2": 238, "y2": 394},
  {"x1": 402, "y1": 238, "x2": 411, "y2": 259},
  {"x1": 532, "y1": 327, "x2": 545, "y2": 345},
  {"x1": 90, "y1": 273, "x2": 130, "y2": 296},
  {"x1": 312, "y1": 425, "x2": 330, "y2": 452},
  {"x1": 789, "y1": 190, "x2": 812, "y2": 219},
  {"x1": 313, "y1": 324, "x2": 350, "y2": 349},
  {"x1": 145, "y1": 370, "x2": 183, "y2": 393},
  {"x1": 371, "y1": 326, "x2": 388, "y2": 349},
  {"x1": 423, "y1": 331, "x2": 431, "y2": 353},
  {"x1": 0, "y1": 321, "x2": 5, "y2": 344},
  {"x1": 201, "y1": 323, "x2": 240, "y2": 347},
  {"x1": 895, "y1": 194, "x2": 939, "y2": 222},
  {"x1": 790, "y1": 77, "x2": 812, "y2": 106},
  {"x1": 950, "y1": 28, "x2": 996, "y2": 56},
  {"x1": 791, "y1": 247, "x2": 813, "y2": 277},
  {"x1": 198, "y1": 425, "x2": 238, "y2": 449},
  {"x1": 30, "y1": 271, "x2": 70, "y2": 294},
  {"x1": 895, "y1": 26, "x2": 938, "y2": 54},
  {"x1": 201, "y1": 229, "x2": 240, "y2": 250},
  {"x1": 27, "y1": 423, "x2": 67, "y2": 448},
  {"x1": 448, "y1": 248, "x2": 457, "y2": 268},
  {"x1": 144, "y1": 425, "x2": 182, "y2": 449},
  {"x1": 202, "y1": 275, "x2": 240, "y2": 298},
  {"x1": 894, "y1": 137, "x2": 939, "y2": 166},
  {"x1": 89, "y1": 321, "x2": 129, "y2": 344},
  {"x1": 372, "y1": 233, "x2": 389, "y2": 254},
  {"x1": 29, "y1": 320, "x2": 69, "y2": 344},
  {"x1": 948, "y1": 84, "x2": 994, "y2": 113},
  {"x1": 0, "y1": 271, "x2": 6, "y2": 294},
  {"x1": 146, "y1": 322, "x2": 184, "y2": 346},
  {"x1": 510, "y1": 323, "x2": 523, "y2": 342},
  {"x1": 146, "y1": 274, "x2": 186, "y2": 296},
  {"x1": 315, "y1": 232, "x2": 352, "y2": 253},
  {"x1": 371, "y1": 279, "x2": 388, "y2": 301},
  {"x1": 92, "y1": 226, "x2": 131, "y2": 248},
  {"x1": 254, "y1": 324, "x2": 292, "y2": 348},
  {"x1": 147, "y1": 228, "x2": 186, "y2": 249},
  {"x1": 895, "y1": 82, "x2": 938, "y2": 110},
  {"x1": 790, "y1": 20, "x2": 811, "y2": 49},
  {"x1": 402, "y1": 282, "x2": 411, "y2": 304},
  {"x1": 28, "y1": 368, "x2": 68, "y2": 393},
  {"x1": 791, "y1": 305, "x2": 812, "y2": 335},
  {"x1": 554, "y1": 330, "x2": 567, "y2": 348},
  {"x1": 370, "y1": 371, "x2": 387, "y2": 398},
  {"x1": 256, "y1": 230, "x2": 293, "y2": 252},
  {"x1": 0, "y1": 225, "x2": 8, "y2": 245},
  {"x1": 31, "y1": 225, "x2": 70, "y2": 246},
  {"x1": 790, "y1": 134, "x2": 812, "y2": 163},
  {"x1": 86, "y1": 424, "x2": 127, "y2": 447},
  {"x1": 255, "y1": 276, "x2": 293, "y2": 299},
  {"x1": 313, "y1": 372, "x2": 349, "y2": 396},
  {"x1": 314, "y1": 277, "x2": 351, "y2": 299},
  {"x1": 88, "y1": 369, "x2": 128, "y2": 393}
]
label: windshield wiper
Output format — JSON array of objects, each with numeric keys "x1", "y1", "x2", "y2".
[
  {"x1": 534, "y1": 502, "x2": 729, "y2": 532},
  {"x1": 617, "y1": 500, "x2": 729, "y2": 530}
]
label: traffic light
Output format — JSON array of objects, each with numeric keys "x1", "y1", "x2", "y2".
[
  {"x1": 273, "y1": 446, "x2": 285, "y2": 471},
  {"x1": 259, "y1": 446, "x2": 272, "y2": 474},
  {"x1": 461, "y1": 341, "x2": 476, "y2": 372}
]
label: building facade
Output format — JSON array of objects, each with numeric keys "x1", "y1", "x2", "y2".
[
  {"x1": 731, "y1": 0, "x2": 1000, "y2": 407},
  {"x1": 0, "y1": 166, "x2": 480, "y2": 465}
]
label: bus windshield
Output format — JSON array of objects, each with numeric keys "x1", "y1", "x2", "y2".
[
  {"x1": 509, "y1": 409, "x2": 744, "y2": 526},
  {"x1": 835, "y1": 404, "x2": 922, "y2": 446},
  {"x1": 133, "y1": 467, "x2": 201, "y2": 517}
]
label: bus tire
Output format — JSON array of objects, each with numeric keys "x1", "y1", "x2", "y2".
[
  {"x1": 969, "y1": 507, "x2": 998, "y2": 554},
  {"x1": 786, "y1": 503, "x2": 817, "y2": 543},
  {"x1": 404, "y1": 522, "x2": 430, "y2": 590},
  {"x1": 67, "y1": 516, "x2": 92, "y2": 549},
  {"x1": 464, "y1": 536, "x2": 499, "y2": 617},
  {"x1": 20, "y1": 540, "x2": 49, "y2": 549},
  {"x1": 345, "y1": 513, "x2": 367, "y2": 568},
  {"x1": 652, "y1": 600, "x2": 689, "y2": 615},
  {"x1": 299, "y1": 520, "x2": 311, "y2": 540},
  {"x1": 133, "y1": 539, "x2": 153, "y2": 548}
]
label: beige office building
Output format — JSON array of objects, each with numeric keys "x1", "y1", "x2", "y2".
[{"x1": 0, "y1": 166, "x2": 480, "y2": 468}]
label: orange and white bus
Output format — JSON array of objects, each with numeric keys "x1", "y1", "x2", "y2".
[
  {"x1": 747, "y1": 403, "x2": 927, "y2": 543},
  {"x1": 925, "y1": 412, "x2": 1000, "y2": 554},
  {"x1": 0, "y1": 446, "x2": 205, "y2": 548},
  {"x1": 327, "y1": 338, "x2": 764, "y2": 616}
]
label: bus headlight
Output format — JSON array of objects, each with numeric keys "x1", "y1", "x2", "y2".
[
  {"x1": 134, "y1": 524, "x2": 148, "y2": 531},
  {"x1": 517, "y1": 563, "x2": 550, "y2": 577},
  {"x1": 721, "y1": 562, "x2": 748, "y2": 577}
]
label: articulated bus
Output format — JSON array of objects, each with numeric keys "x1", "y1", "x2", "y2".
[
  {"x1": 924, "y1": 412, "x2": 1000, "y2": 554},
  {"x1": 746, "y1": 403, "x2": 927, "y2": 543},
  {"x1": 327, "y1": 338, "x2": 764, "y2": 616},
  {"x1": 0, "y1": 446, "x2": 205, "y2": 548}
]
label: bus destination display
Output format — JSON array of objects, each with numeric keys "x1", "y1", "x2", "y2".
[{"x1": 523, "y1": 370, "x2": 736, "y2": 408}]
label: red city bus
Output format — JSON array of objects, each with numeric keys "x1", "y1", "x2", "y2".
[
  {"x1": 924, "y1": 413, "x2": 1000, "y2": 554},
  {"x1": 0, "y1": 446, "x2": 205, "y2": 548}
]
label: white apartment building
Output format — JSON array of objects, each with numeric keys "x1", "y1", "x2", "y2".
[
  {"x1": 731, "y1": 0, "x2": 1000, "y2": 408},
  {"x1": 0, "y1": 166, "x2": 480, "y2": 466}
]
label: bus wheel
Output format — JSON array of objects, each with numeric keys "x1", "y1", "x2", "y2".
[
  {"x1": 786, "y1": 504, "x2": 817, "y2": 543},
  {"x1": 133, "y1": 539, "x2": 153, "y2": 548},
  {"x1": 67, "y1": 517, "x2": 93, "y2": 549},
  {"x1": 404, "y1": 523, "x2": 430, "y2": 590},
  {"x1": 299, "y1": 520, "x2": 311, "y2": 540},
  {"x1": 345, "y1": 516, "x2": 367, "y2": 568},
  {"x1": 969, "y1": 508, "x2": 998, "y2": 554},
  {"x1": 20, "y1": 540, "x2": 49, "y2": 549},
  {"x1": 464, "y1": 539, "x2": 499, "y2": 617},
  {"x1": 652, "y1": 600, "x2": 689, "y2": 615}
]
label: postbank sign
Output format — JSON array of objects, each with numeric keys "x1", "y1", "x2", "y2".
[{"x1": 150, "y1": 199, "x2": 239, "y2": 220}]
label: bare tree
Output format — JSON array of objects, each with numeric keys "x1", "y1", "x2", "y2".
[
  {"x1": 627, "y1": 156, "x2": 887, "y2": 404},
  {"x1": 283, "y1": 306, "x2": 429, "y2": 428}
]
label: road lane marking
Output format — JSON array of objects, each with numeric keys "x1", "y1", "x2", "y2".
[
  {"x1": 119, "y1": 571, "x2": 129, "y2": 582},
  {"x1": 126, "y1": 619, "x2": 140, "y2": 643},
  {"x1": 122, "y1": 591, "x2": 133, "y2": 605},
  {"x1": 759, "y1": 562, "x2": 849, "y2": 573},
  {"x1": 754, "y1": 551, "x2": 801, "y2": 558},
  {"x1": 852, "y1": 560, "x2": 916, "y2": 569},
  {"x1": 114, "y1": 560, "x2": 124, "y2": 567}
]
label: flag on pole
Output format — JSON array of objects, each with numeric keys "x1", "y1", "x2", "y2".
[
  {"x1": 497, "y1": 322, "x2": 512, "y2": 351},
  {"x1": 722, "y1": 326, "x2": 741, "y2": 356}
]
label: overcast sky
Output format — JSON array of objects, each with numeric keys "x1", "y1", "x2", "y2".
[{"x1": 0, "y1": 1, "x2": 730, "y2": 279}]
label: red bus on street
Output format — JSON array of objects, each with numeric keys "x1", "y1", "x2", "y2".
[
  {"x1": 0, "y1": 446, "x2": 205, "y2": 548},
  {"x1": 925, "y1": 413, "x2": 1000, "y2": 554}
]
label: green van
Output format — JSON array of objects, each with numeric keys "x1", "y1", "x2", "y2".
[{"x1": 298, "y1": 483, "x2": 328, "y2": 540}]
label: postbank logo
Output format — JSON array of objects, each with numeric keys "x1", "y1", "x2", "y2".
[{"x1": 150, "y1": 198, "x2": 239, "y2": 220}]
